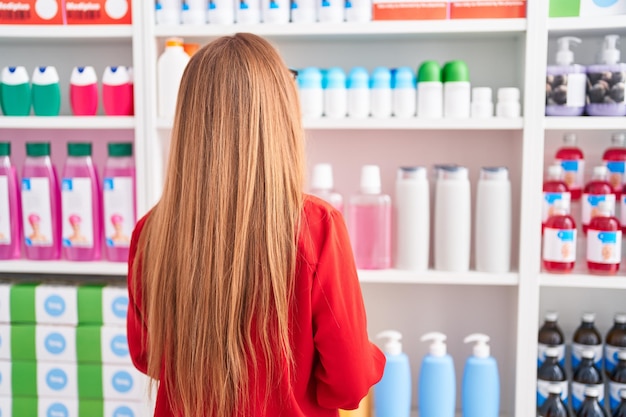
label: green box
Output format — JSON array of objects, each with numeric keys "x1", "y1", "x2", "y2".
[{"x1": 549, "y1": 0, "x2": 581, "y2": 17}]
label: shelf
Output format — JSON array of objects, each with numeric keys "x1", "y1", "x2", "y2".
[
  {"x1": 548, "y1": 15, "x2": 626, "y2": 36},
  {"x1": 0, "y1": 25, "x2": 133, "y2": 40},
  {"x1": 0, "y1": 116, "x2": 135, "y2": 130},
  {"x1": 545, "y1": 117, "x2": 626, "y2": 131},
  {"x1": 0, "y1": 260, "x2": 127, "y2": 276},
  {"x1": 540, "y1": 273, "x2": 626, "y2": 290},
  {"x1": 358, "y1": 269, "x2": 519, "y2": 286}
]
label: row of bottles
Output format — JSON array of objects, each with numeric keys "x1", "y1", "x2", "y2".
[
  {"x1": 0, "y1": 66, "x2": 134, "y2": 117},
  {"x1": 539, "y1": 385, "x2": 626, "y2": 417},
  {"x1": 0, "y1": 142, "x2": 136, "y2": 262},
  {"x1": 310, "y1": 163, "x2": 511, "y2": 273}
]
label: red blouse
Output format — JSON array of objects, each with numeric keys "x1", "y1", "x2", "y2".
[{"x1": 127, "y1": 195, "x2": 385, "y2": 416}]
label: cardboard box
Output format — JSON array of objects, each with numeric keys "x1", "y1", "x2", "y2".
[
  {"x1": 373, "y1": 0, "x2": 447, "y2": 20},
  {"x1": 0, "y1": 397, "x2": 143, "y2": 417},
  {"x1": 0, "y1": 0, "x2": 64, "y2": 24},
  {"x1": 64, "y1": 0, "x2": 132, "y2": 24},
  {"x1": 102, "y1": 365, "x2": 145, "y2": 401},
  {"x1": 450, "y1": 0, "x2": 526, "y2": 19}
]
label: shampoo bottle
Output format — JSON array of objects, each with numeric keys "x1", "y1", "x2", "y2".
[
  {"x1": 0, "y1": 142, "x2": 21, "y2": 260},
  {"x1": 572, "y1": 313, "x2": 603, "y2": 372},
  {"x1": 31, "y1": 66, "x2": 61, "y2": 116},
  {"x1": 538, "y1": 385, "x2": 570, "y2": 417},
  {"x1": 443, "y1": 60, "x2": 471, "y2": 119},
  {"x1": 1, "y1": 66, "x2": 31, "y2": 116},
  {"x1": 538, "y1": 311, "x2": 566, "y2": 368},
  {"x1": 261, "y1": 0, "x2": 289, "y2": 23},
  {"x1": 606, "y1": 313, "x2": 626, "y2": 376},
  {"x1": 370, "y1": 67, "x2": 392, "y2": 119},
  {"x1": 70, "y1": 66, "x2": 99, "y2": 116},
  {"x1": 417, "y1": 61, "x2": 443, "y2": 119},
  {"x1": 462, "y1": 334, "x2": 500, "y2": 417},
  {"x1": 395, "y1": 166, "x2": 429, "y2": 272},
  {"x1": 610, "y1": 351, "x2": 626, "y2": 413},
  {"x1": 299, "y1": 67, "x2": 324, "y2": 119},
  {"x1": 586, "y1": 35, "x2": 626, "y2": 117},
  {"x1": 419, "y1": 332, "x2": 455, "y2": 417},
  {"x1": 603, "y1": 133, "x2": 626, "y2": 196},
  {"x1": 392, "y1": 67, "x2": 416, "y2": 118},
  {"x1": 103, "y1": 66, "x2": 133, "y2": 116},
  {"x1": 543, "y1": 199, "x2": 577, "y2": 274},
  {"x1": 583, "y1": 166, "x2": 615, "y2": 234},
  {"x1": 155, "y1": 0, "x2": 182, "y2": 24},
  {"x1": 586, "y1": 201, "x2": 621, "y2": 275},
  {"x1": 542, "y1": 164, "x2": 571, "y2": 233},
  {"x1": 347, "y1": 67, "x2": 370, "y2": 119},
  {"x1": 555, "y1": 133, "x2": 585, "y2": 201},
  {"x1": 310, "y1": 163, "x2": 343, "y2": 212},
  {"x1": 374, "y1": 330, "x2": 411, "y2": 417},
  {"x1": 324, "y1": 67, "x2": 347, "y2": 119},
  {"x1": 157, "y1": 38, "x2": 190, "y2": 120},
  {"x1": 208, "y1": 0, "x2": 236, "y2": 23},
  {"x1": 537, "y1": 347, "x2": 569, "y2": 408},
  {"x1": 572, "y1": 350, "x2": 605, "y2": 413},
  {"x1": 546, "y1": 37, "x2": 586, "y2": 116}
]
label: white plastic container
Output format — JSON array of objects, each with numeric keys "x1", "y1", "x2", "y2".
[
  {"x1": 370, "y1": 67, "x2": 392, "y2": 119},
  {"x1": 417, "y1": 61, "x2": 443, "y2": 119},
  {"x1": 345, "y1": 0, "x2": 371, "y2": 21},
  {"x1": 310, "y1": 163, "x2": 343, "y2": 212},
  {"x1": 347, "y1": 67, "x2": 370, "y2": 119},
  {"x1": 496, "y1": 87, "x2": 521, "y2": 118},
  {"x1": 475, "y1": 167, "x2": 511, "y2": 273},
  {"x1": 182, "y1": 0, "x2": 207, "y2": 23},
  {"x1": 298, "y1": 67, "x2": 324, "y2": 119},
  {"x1": 395, "y1": 167, "x2": 429, "y2": 272},
  {"x1": 318, "y1": 0, "x2": 344, "y2": 22},
  {"x1": 262, "y1": 0, "x2": 290, "y2": 23},
  {"x1": 291, "y1": 0, "x2": 317, "y2": 22},
  {"x1": 392, "y1": 67, "x2": 416, "y2": 118},
  {"x1": 236, "y1": 0, "x2": 261, "y2": 23},
  {"x1": 324, "y1": 67, "x2": 347, "y2": 119},
  {"x1": 471, "y1": 87, "x2": 493, "y2": 119},
  {"x1": 434, "y1": 165, "x2": 471, "y2": 272},
  {"x1": 208, "y1": 0, "x2": 236, "y2": 23},
  {"x1": 443, "y1": 61, "x2": 471, "y2": 119},
  {"x1": 156, "y1": 0, "x2": 182, "y2": 24},
  {"x1": 157, "y1": 38, "x2": 190, "y2": 120}
]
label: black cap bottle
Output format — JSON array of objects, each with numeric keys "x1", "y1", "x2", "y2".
[
  {"x1": 538, "y1": 347, "x2": 569, "y2": 408},
  {"x1": 572, "y1": 349, "x2": 605, "y2": 413},
  {"x1": 539, "y1": 311, "x2": 566, "y2": 368},
  {"x1": 573, "y1": 313, "x2": 603, "y2": 372}
]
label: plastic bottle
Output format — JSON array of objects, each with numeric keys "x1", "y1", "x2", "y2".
[
  {"x1": 0, "y1": 66, "x2": 31, "y2": 116},
  {"x1": 613, "y1": 389, "x2": 626, "y2": 417},
  {"x1": 603, "y1": 133, "x2": 626, "y2": 196},
  {"x1": 21, "y1": 142, "x2": 61, "y2": 260},
  {"x1": 586, "y1": 35, "x2": 626, "y2": 117},
  {"x1": 443, "y1": 60, "x2": 471, "y2": 119},
  {"x1": 538, "y1": 384, "x2": 570, "y2": 417},
  {"x1": 538, "y1": 311, "x2": 566, "y2": 368},
  {"x1": 471, "y1": 87, "x2": 493, "y2": 119},
  {"x1": 310, "y1": 163, "x2": 343, "y2": 212},
  {"x1": 546, "y1": 37, "x2": 586, "y2": 116},
  {"x1": 610, "y1": 352, "x2": 626, "y2": 413},
  {"x1": 102, "y1": 66, "x2": 133, "y2": 116},
  {"x1": 537, "y1": 347, "x2": 569, "y2": 408},
  {"x1": 324, "y1": 67, "x2": 347, "y2": 119},
  {"x1": 318, "y1": 0, "x2": 343, "y2": 22},
  {"x1": 291, "y1": 0, "x2": 316, "y2": 22},
  {"x1": 298, "y1": 67, "x2": 324, "y2": 119},
  {"x1": 208, "y1": 0, "x2": 235, "y2": 23},
  {"x1": 543, "y1": 199, "x2": 576, "y2": 273},
  {"x1": 181, "y1": 0, "x2": 206, "y2": 24},
  {"x1": 374, "y1": 330, "x2": 411, "y2": 417},
  {"x1": 434, "y1": 165, "x2": 471, "y2": 272},
  {"x1": 419, "y1": 332, "x2": 455, "y2": 417},
  {"x1": 158, "y1": 38, "x2": 190, "y2": 120},
  {"x1": 543, "y1": 164, "x2": 571, "y2": 233},
  {"x1": 236, "y1": 0, "x2": 261, "y2": 23},
  {"x1": 572, "y1": 350, "x2": 605, "y2": 413},
  {"x1": 475, "y1": 167, "x2": 511, "y2": 273},
  {"x1": 103, "y1": 143, "x2": 136, "y2": 263},
  {"x1": 606, "y1": 314, "x2": 626, "y2": 376},
  {"x1": 462, "y1": 334, "x2": 499, "y2": 417},
  {"x1": 577, "y1": 387, "x2": 609, "y2": 417},
  {"x1": 370, "y1": 67, "x2": 392, "y2": 119},
  {"x1": 555, "y1": 133, "x2": 585, "y2": 201},
  {"x1": 395, "y1": 166, "x2": 429, "y2": 272},
  {"x1": 573, "y1": 313, "x2": 604, "y2": 372},
  {"x1": 31, "y1": 66, "x2": 61, "y2": 116},
  {"x1": 0, "y1": 142, "x2": 21, "y2": 260},
  {"x1": 587, "y1": 201, "x2": 622, "y2": 275},
  {"x1": 345, "y1": 0, "x2": 370, "y2": 22},
  {"x1": 339, "y1": 392, "x2": 372, "y2": 417},
  {"x1": 155, "y1": 0, "x2": 181, "y2": 24},
  {"x1": 347, "y1": 67, "x2": 370, "y2": 119},
  {"x1": 348, "y1": 165, "x2": 391, "y2": 270},
  {"x1": 583, "y1": 166, "x2": 616, "y2": 234},
  {"x1": 127, "y1": 67, "x2": 135, "y2": 115},
  {"x1": 61, "y1": 143, "x2": 101, "y2": 262},
  {"x1": 392, "y1": 67, "x2": 416, "y2": 118},
  {"x1": 261, "y1": 0, "x2": 289, "y2": 23},
  {"x1": 70, "y1": 66, "x2": 98, "y2": 116},
  {"x1": 496, "y1": 88, "x2": 521, "y2": 118},
  {"x1": 417, "y1": 61, "x2": 443, "y2": 119}
]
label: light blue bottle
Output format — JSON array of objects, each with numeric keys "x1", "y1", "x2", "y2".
[
  {"x1": 374, "y1": 330, "x2": 411, "y2": 417},
  {"x1": 419, "y1": 332, "x2": 456, "y2": 417},
  {"x1": 462, "y1": 334, "x2": 500, "y2": 417}
]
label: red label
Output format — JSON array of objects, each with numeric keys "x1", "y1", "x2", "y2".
[
  {"x1": 0, "y1": 0, "x2": 63, "y2": 24},
  {"x1": 450, "y1": 0, "x2": 526, "y2": 19},
  {"x1": 373, "y1": 1, "x2": 447, "y2": 20},
  {"x1": 64, "y1": 0, "x2": 131, "y2": 24}
]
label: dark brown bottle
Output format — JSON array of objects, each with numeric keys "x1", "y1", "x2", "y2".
[
  {"x1": 613, "y1": 389, "x2": 626, "y2": 417},
  {"x1": 573, "y1": 313, "x2": 603, "y2": 373},
  {"x1": 539, "y1": 311, "x2": 566, "y2": 368},
  {"x1": 610, "y1": 351, "x2": 626, "y2": 413},
  {"x1": 538, "y1": 385, "x2": 570, "y2": 417},
  {"x1": 606, "y1": 313, "x2": 626, "y2": 376},
  {"x1": 578, "y1": 387, "x2": 608, "y2": 417}
]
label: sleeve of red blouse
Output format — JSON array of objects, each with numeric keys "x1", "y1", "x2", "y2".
[{"x1": 311, "y1": 209, "x2": 386, "y2": 410}]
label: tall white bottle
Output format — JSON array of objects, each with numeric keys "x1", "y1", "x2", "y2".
[
  {"x1": 157, "y1": 38, "x2": 191, "y2": 120},
  {"x1": 318, "y1": 0, "x2": 343, "y2": 22},
  {"x1": 435, "y1": 165, "x2": 471, "y2": 272},
  {"x1": 298, "y1": 67, "x2": 324, "y2": 119},
  {"x1": 345, "y1": 0, "x2": 371, "y2": 21},
  {"x1": 208, "y1": 0, "x2": 235, "y2": 23},
  {"x1": 475, "y1": 167, "x2": 511, "y2": 273},
  {"x1": 291, "y1": 0, "x2": 317, "y2": 22},
  {"x1": 395, "y1": 166, "x2": 429, "y2": 272},
  {"x1": 236, "y1": 0, "x2": 261, "y2": 23},
  {"x1": 392, "y1": 67, "x2": 416, "y2": 118},
  {"x1": 310, "y1": 163, "x2": 343, "y2": 212},
  {"x1": 156, "y1": 0, "x2": 182, "y2": 24}
]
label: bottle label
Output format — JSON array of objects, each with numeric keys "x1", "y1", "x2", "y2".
[
  {"x1": 104, "y1": 177, "x2": 134, "y2": 248},
  {"x1": 537, "y1": 379, "x2": 568, "y2": 408},
  {"x1": 582, "y1": 193, "x2": 616, "y2": 226},
  {"x1": 586, "y1": 230, "x2": 622, "y2": 264},
  {"x1": 547, "y1": 73, "x2": 586, "y2": 108},
  {"x1": 0, "y1": 176, "x2": 11, "y2": 244},
  {"x1": 622, "y1": 194, "x2": 626, "y2": 227},
  {"x1": 543, "y1": 192, "x2": 571, "y2": 222},
  {"x1": 610, "y1": 382, "x2": 626, "y2": 412},
  {"x1": 21, "y1": 178, "x2": 54, "y2": 247},
  {"x1": 61, "y1": 178, "x2": 94, "y2": 248},
  {"x1": 572, "y1": 382, "x2": 605, "y2": 412},
  {"x1": 538, "y1": 343, "x2": 566, "y2": 368},
  {"x1": 558, "y1": 159, "x2": 585, "y2": 192},
  {"x1": 589, "y1": 71, "x2": 626, "y2": 105},
  {"x1": 606, "y1": 345, "x2": 626, "y2": 375},
  {"x1": 606, "y1": 161, "x2": 626, "y2": 191},
  {"x1": 572, "y1": 343, "x2": 603, "y2": 370},
  {"x1": 543, "y1": 227, "x2": 576, "y2": 263}
]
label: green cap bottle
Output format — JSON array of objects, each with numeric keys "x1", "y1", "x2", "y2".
[
  {"x1": 32, "y1": 67, "x2": 61, "y2": 117},
  {"x1": 442, "y1": 60, "x2": 470, "y2": 83},
  {"x1": 417, "y1": 61, "x2": 442, "y2": 83},
  {"x1": 26, "y1": 142, "x2": 51, "y2": 157}
]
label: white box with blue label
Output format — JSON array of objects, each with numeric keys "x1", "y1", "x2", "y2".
[{"x1": 0, "y1": 397, "x2": 144, "y2": 417}]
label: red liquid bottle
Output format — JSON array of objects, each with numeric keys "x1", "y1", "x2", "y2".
[
  {"x1": 543, "y1": 164, "x2": 571, "y2": 233},
  {"x1": 543, "y1": 199, "x2": 577, "y2": 274},
  {"x1": 603, "y1": 133, "x2": 626, "y2": 198},
  {"x1": 587, "y1": 201, "x2": 621, "y2": 275},
  {"x1": 621, "y1": 183, "x2": 626, "y2": 234},
  {"x1": 556, "y1": 133, "x2": 585, "y2": 201},
  {"x1": 582, "y1": 166, "x2": 615, "y2": 235}
]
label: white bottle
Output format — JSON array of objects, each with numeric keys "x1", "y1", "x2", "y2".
[
  {"x1": 298, "y1": 67, "x2": 324, "y2": 119},
  {"x1": 157, "y1": 38, "x2": 191, "y2": 120},
  {"x1": 318, "y1": 0, "x2": 343, "y2": 22},
  {"x1": 236, "y1": 0, "x2": 261, "y2": 23},
  {"x1": 345, "y1": 0, "x2": 371, "y2": 21},
  {"x1": 470, "y1": 87, "x2": 493, "y2": 119},
  {"x1": 156, "y1": 0, "x2": 182, "y2": 24},
  {"x1": 291, "y1": 0, "x2": 317, "y2": 22},
  {"x1": 395, "y1": 167, "x2": 429, "y2": 272},
  {"x1": 496, "y1": 87, "x2": 521, "y2": 118},
  {"x1": 347, "y1": 67, "x2": 370, "y2": 119},
  {"x1": 475, "y1": 167, "x2": 511, "y2": 273},
  {"x1": 324, "y1": 67, "x2": 347, "y2": 119},
  {"x1": 443, "y1": 60, "x2": 471, "y2": 119},
  {"x1": 392, "y1": 67, "x2": 416, "y2": 118},
  {"x1": 435, "y1": 165, "x2": 471, "y2": 272},
  {"x1": 262, "y1": 0, "x2": 290, "y2": 23},
  {"x1": 417, "y1": 61, "x2": 443, "y2": 119},
  {"x1": 370, "y1": 67, "x2": 392, "y2": 119},
  {"x1": 208, "y1": 0, "x2": 235, "y2": 23},
  {"x1": 182, "y1": 0, "x2": 207, "y2": 23},
  {"x1": 310, "y1": 163, "x2": 343, "y2": 212}
]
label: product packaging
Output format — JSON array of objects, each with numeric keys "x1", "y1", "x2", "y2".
[
  {"x1": 0, "y1": 0, "x2": 64, "y2": 24},
  {"x1": 372, "y1": 0, "x2": 447, "y2": 21},
  {"x1": 450, "y1": 0, "x2": 526, "y2": 19},
  {"x1": 65, "y1": 0, "x2": 132, "y2": 24}
]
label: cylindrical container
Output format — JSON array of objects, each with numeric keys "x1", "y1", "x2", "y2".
[
  {"x1": 374, "y1": 331, "x2": 411, "y2": 417},
  {"x1": 538, "y1": 311, "x2": 566, "y2": 368},
  {"x1": 262, "y1": 0, "x2": 289, "y2": 23},
  {"x1": 496, "y1": 87, "x2": 521, "y2": 118},
  {"x1": 603, "y1": 133, "x2": 626, "y2": 196},
  {"x1": 542, "y1": 199, "x2": 576, "y2": 274},
  {"x1": 291, "y1": 0, "x2": 317, "y2": 22},
  {"x1": 310, "y1": 163, "x2": 343, "y2": 212},
  {"x1": 538, "y1": 385, "x2": 570, "y2": 417},
  {"x1": 21, "y1": 142, "x2": 61, "y2": 260},
  {"x1": 0, "y1": 142, "x2": 21, "y2": 260},
  {"x1": 298, "y1": 67, "x2": 324, "y2": 119},
  {"x1": 324, "y1": 67, "x2": 347, "y2": 119},
  {"x1": 318, "y1": 0, "x2": 343, "y2": 22},
  {"x1": 1, "y1": 66, "x2": 31, "y2": 116},
  {"x1": 555, "y1": 133, "x2": 585, "y2": 201},
  {"x1": 417, "y1": 61, "x2": 443, "y2": 119},
  {"x1": 236, "y1": 0, "x2": 261, "y2": 23},
  {"x1": 443, "y1": 60, "x2": 470, "y2": 119},
  {"x1": 537, "y1": 347, "x2": 569, "y2": 408},
  {"x1": 155, "y1": 0, "x2": 181, "y2": 24},
  {"x1": 370, "y1": 67, "x2": 392, "y2": 119},
  {"x1": 31, "y1": 66, "x2": 61, "y2": 116},
  {"x1": 345, "y1": 0, "x2": 370, "y2": 22},
  {"x1": 348, "y1": 165, "x2": 392, "y2": 270},
  {"x1": 470, "y1": 87, "x2": 493, "y2": 119},
  {"x1": 586, "y1": 201, "x2": 621, "y2": 275},
  {"x1": 546, "y1": 37, "x2": 586, "y2": 117},
  {"x1": 181, "y1": 0, "x2": 207, "y2": 23},
  {"x1": 158, "y1": 38, "x2": 190, "y2": 120},
  {"x1": 103, "y1": 143, "x2": 136, "y2": 262},
  {"x1": 475, "y1": 167, "x2": 511, "y2": 273},
  {"x1": 571, "y1": 350, "x2": 605, "y2": 413},
  {"x1": 434, "y1": 165, "x2": 471, "y2": 272},
  {"x1": 347, "y1": 67, "x2": 369, "y2": 119},
  {"x1": 62, "y1": 143, "x2": 102, "y2": 261},
  {"x1": 395, "y1": 167, "x2": 429, "y2": 272},
  {"x1": 102, "y1": 66, "x2": 133, "y2": 116},
  {"x1": 70, "y1": 66, "x2": 98, "y2": 116},
  {"x1": 208, "y1": 0, "x2": 235, "y2": 23},
  {"x1": 610, "y1": 351, "x2": 626, "y2": 413},
  {"x1": 572, "y1": 313, "x2": 603, "y2": 373},
  {"x1": 392, "y1": 67, "x2": 416, "y2": 118},
  {"x1": 612, "y1": 383, "x2": 626, "y2": 417},
  {"x1": 606, "y1": 313, "x2": 626, "y2": 376},
  {"x1": 577, "y1": 387, "x2": 608, "y2": 417},
  {"x1": 582, "y1": 166, "x2": 615, "y2": 234}
]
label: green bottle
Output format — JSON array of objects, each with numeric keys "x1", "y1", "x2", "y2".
[
  {"x1": 32, "y1": 66, "x2": 61, "y2": 116},
  {"x1": 0, "y1": 66, "x2": 31, "y2": 116}
]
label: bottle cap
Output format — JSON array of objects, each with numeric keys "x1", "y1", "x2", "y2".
[
  {"x1": 417, "y1": 61, "x2": 442, "y2": 83},
  {"x1": 70, "y1": 66, "x2": 97, "y2": 86},
  {"x1": 370, "y1": 67, "x2": 391, "y2": 89},
  {"x1": 108, "y1": 143, "x2": 133, "y2": 157},
  {"x1": 464, "y1": 333, "x2": 490, "y2": 358},
  {"x1": 439, "y1": 165, "x2": 468, "y2": 180},
  {"x1": 472, "y1": 87, "x2": 492, "y2": 103},
  {"x1": 545, "y1": 347, "x2": 560, "y2": 358},
  {"x1": 26, "y1": 142, "x2": 51, "y2": 157},
  {"x1": 545, "y1": 311, "x2": 559, "y2": 322},
  {"x1": 581, "y1": 350, "x2": 595, "y2": 360},
  {"x1": 165, "y1": 37, "x2": 184, "y2": 48},
  {"x1": 102, "y1": 66, "x2": 131, "y2": 86},
  {"x1": 392, "y1": 67, "x2": 416, "y2": 89},
  {"x1": 548, "y1": 164, "x2": 564, "y2": 180},
  {"x1": 183, "y1": 43, "x2": 200, "y2": 57},
  {"x1": 612, "y1": 133, "x2": 626, "y2": 146},
  {"x1": 548, "y1": 385, "x2": 563, "y2": 395},
  {"x1": 442, "y1": 60, "x2": 469, "y2": 83},
  {"x1": 376, "y1": 330, "x2": 402, "y2": 355},
  {"x1": 582, "y1": 312, "x2": 596, "y2": 323},
  {"x1": 421, "y1": 332, "x2": 447, "y2": 357},
  {"x1": 480, "y1": 166, "x2": 508, "y2": 181},
  {"x1": 556, "y1": 37, "x2": 581, "y2": 66},
  {"x1": 1, "y1": 66, "x2": 29, "y2": 85},
  {"x1": 360, "y1": 165, "x2": 381, "y2": 194},
  {"x1": 596, "y1": 201, "x2": 612, "y2": 216},
  {"x1": 584, "y1": 387, "x2": 600, "y2": 398},
  {"x1": 618, "y1": 351, "x2": 626, "y2": 361},
  {"x1": 615, "y1": 313, "x2": 626, "y2": 324},
  {"x1": 347, "y1": 67, "x2": 369, "y2": 89},
  {"x1": 311, "y1": 163, "x2": 334, "y2": 190},
  {"x1": 67, "y1": 142, "x2": 92, "y2": 157},
  {"x1": 0, "y1": 142, "x2": 10, "y2": 157},
  {"x1": 324, "y1": 67, "x2": 346, "y2": 89},
  {"x1": 32, "y1": 66, "x2": 60, "y2": 85},
  {"x1": 298, "y1": 67, "x2": 323, "y2": 89},
  {"x1": 592, "y1": 166, "x2": 608, "y2": 180},
  {"x1": 563, "y1": 133, "x2": 577, "y2": 146},
  {"x1": 497, "y1": 87, "x2": 520, "y2": 102},
  {"x1": 602, "y1": 35, "x2": 621, "y2": 65},
  {"x1": 398, "y1": 166, "x2": 427, "y2": 181}
]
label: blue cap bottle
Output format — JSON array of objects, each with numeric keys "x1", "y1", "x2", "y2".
[
  {"x1": 298, "y1": 67, "x2": 323, "y2": 119},
  {"x1": 370, "y1": 67, "x2": 392, "y2": 119},
  {"x1": 324, "y1": 67, "x2": 347, "y2": 119},
  {"x1": 347, "y1": 67, "x2": 369, "y2": 119}
]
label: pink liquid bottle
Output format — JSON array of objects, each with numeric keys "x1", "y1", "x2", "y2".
[
  {"x1": 543, "y1": 199, "x2": 577, "y2": 274},
  {"x1": 102, "y1": 66, "x2": 133, "y2": 116},
  {"x1": 21, "y1": 142, "x2": 61, "y2": 260},
  {"x1": 543, "y1": 164, "x2": 571, "y2": 234},
  {"x1": 0, "y1": 142, "x2": 21, "y2": 260},
  {"x1": 310, "y1": 163, "x2": 343, "y2": 212},
  {"x1": 603, "y1": 133, "x2": 626, "y2": 197},
  {"x1": 61, "y1": 143, "x2": 102, "y2": 261},
  {"x1": 582, "y1": 166, "x2": 615, "y2": 235},
  {"x1": 103, "y1": 143, "x2": 136, "y2": 262},
  {"x1": 70, "y1": 66, "x2": 98, "y2": 116},
  {"x1": 555, "y1": 133, "x2": 585, "y2": 201},
  {"x1": 587, "y1": 201, "x2": 621, "y2": 275}
]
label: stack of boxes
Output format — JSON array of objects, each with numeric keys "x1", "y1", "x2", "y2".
[{"x1": 0, "y1": 282, "x2": 147, "y2": 417}]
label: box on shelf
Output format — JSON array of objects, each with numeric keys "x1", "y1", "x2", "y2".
[
  {"x1": 450, "y1": 0, "x2": 526, "y2": 19},
  {"x1": 64, "y1": 0, "x2": 132, "y2": 25},
  {"x1": 0, "y1": 397, "x2": 143, "y2": 417},
  {"x1": 372, "y1": 0, "x2": 447, "y2": 20},
  {"x1": 550, "y1": 0, "x2": 626, "y2": 17},
  {"x1": 0, "y1": 0, "x2": 64, "y2": 25}
]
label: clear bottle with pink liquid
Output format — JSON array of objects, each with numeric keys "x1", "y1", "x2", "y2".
[
  {"x1": 310, "y1": 163, "x2": 343, "y2": 212},
  {"x1": 348, "y1": 165, "x2": 391, "y2": 270},
  {"x1": 0, "y1": 142, "x2": 21, "y2": 260},
  {"x1": 21, "y1": 142, "x2": 61, "y2": 260},
  {"x1": 61, "y1": 143, "x2": 102, "y2": 261},
  {"x1": 103, "y1": 143, "x2": 136, "y2": 262}
]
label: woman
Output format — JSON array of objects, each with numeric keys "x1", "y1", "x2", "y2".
[{"x1": 127, "y1": 33, "x2": 384, "y2": 417}]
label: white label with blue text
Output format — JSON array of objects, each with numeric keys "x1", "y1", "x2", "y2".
[
  {"x1": 62, "y1": 178, "x2": 94, "y2": 248},
  {"x1": 543, "y1": 228, "x2": 576, "y2": 262},
  {"x1": 538, "y1": 343, "x2": 566, "y2": 367},
  {"x1": 610, "y1": 382, "x2": 626, "y2": 412},
  {"x1": 543, "y1": 192, "x2": 571, "y2": 222},
  {"x1": 606, "y1": 345, "x2": 626, "y2": 375},
  {"x1": 587, "y1": 230, "x2": 622, "y2": 264},
  {"x1": 537, "y1": 379, "x2": 568, "y2": 408},
  {"x1": 21, "y1": 177, "x2": 54, "y2": 247},
  {"x1": 0, "y1": 176, "x2": 11, "y2": 244},
  {"x1": 572, "y1": 382, "x2": 605, "y2": 411},
  {"x1": 104, "y1": 177, "x2": 134, "y2": 248},
  {"x1": 606, "y1": 161, "x2": 625, "y2": 191},
  {"x1": 559, "y1": 159, "x2": 585, "y2": 192},
  {"x1": 572, "y1": 343, "x2": 603, "y2": 370},
  {"x1": 583, "y1": 193, "x2": 616, "y2": 226}
]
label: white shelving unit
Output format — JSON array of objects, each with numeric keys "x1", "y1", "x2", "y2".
[
  {"x1": 0, "y1": 260, "x2": 127, "y2": 276},
  {"x1": 0, "y1": 24, "x2": 133, "y2": 39},
  {"x1": 0, "y1": 116, "x2": 135, "y2": 130},
  {"x1": 545, "y1": 117, "x2": 626, "y2": 131},
  {"x1": 358, "y1": 269, "x2": 519, "y2": 286}
]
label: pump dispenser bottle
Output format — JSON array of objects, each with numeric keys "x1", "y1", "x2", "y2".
[
  {"x1": 587, "y1": 35, "x2": 626, "y2": 117},
  {"x1": 462, "y1": 334, "x2": 499, "y2": 417},
  {"x1": 538, "y1": 311, "x2": 566, "y2": 368},
  {"x1": 419, "y1": 332, "x2": 455, "y2": 417},
  {"x1": 546, "y1": 37, "x2": 586, "y2": 116},
  {"x1": 573, "y1": 313, "x2": 604, "y2": 372},
  {"x1": 537, "y1": 347, "x2": 569, "y2": 408},
  {"x1": 395, "y1": 166, "x2": 429, "y2": 272},
  {"x1": 555, "y1": 133, "x2": 585, "y2": 201},
  {"x1": 310, "y1": 163, "x2": 343, "y2": 212},
  {"x1": 606, "y1": 313, "x2": 626, "y2": 376},
  {"x1": 31, "y1": 66, "x2": 61, "y2": 116},
  {"x1": 374, "y1": 331, "x2": 411, "y2": 417}
]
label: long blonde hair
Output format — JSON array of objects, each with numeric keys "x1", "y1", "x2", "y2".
[{"x1": 134, "y1": 33, "x2": 305, "y2": 417}]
